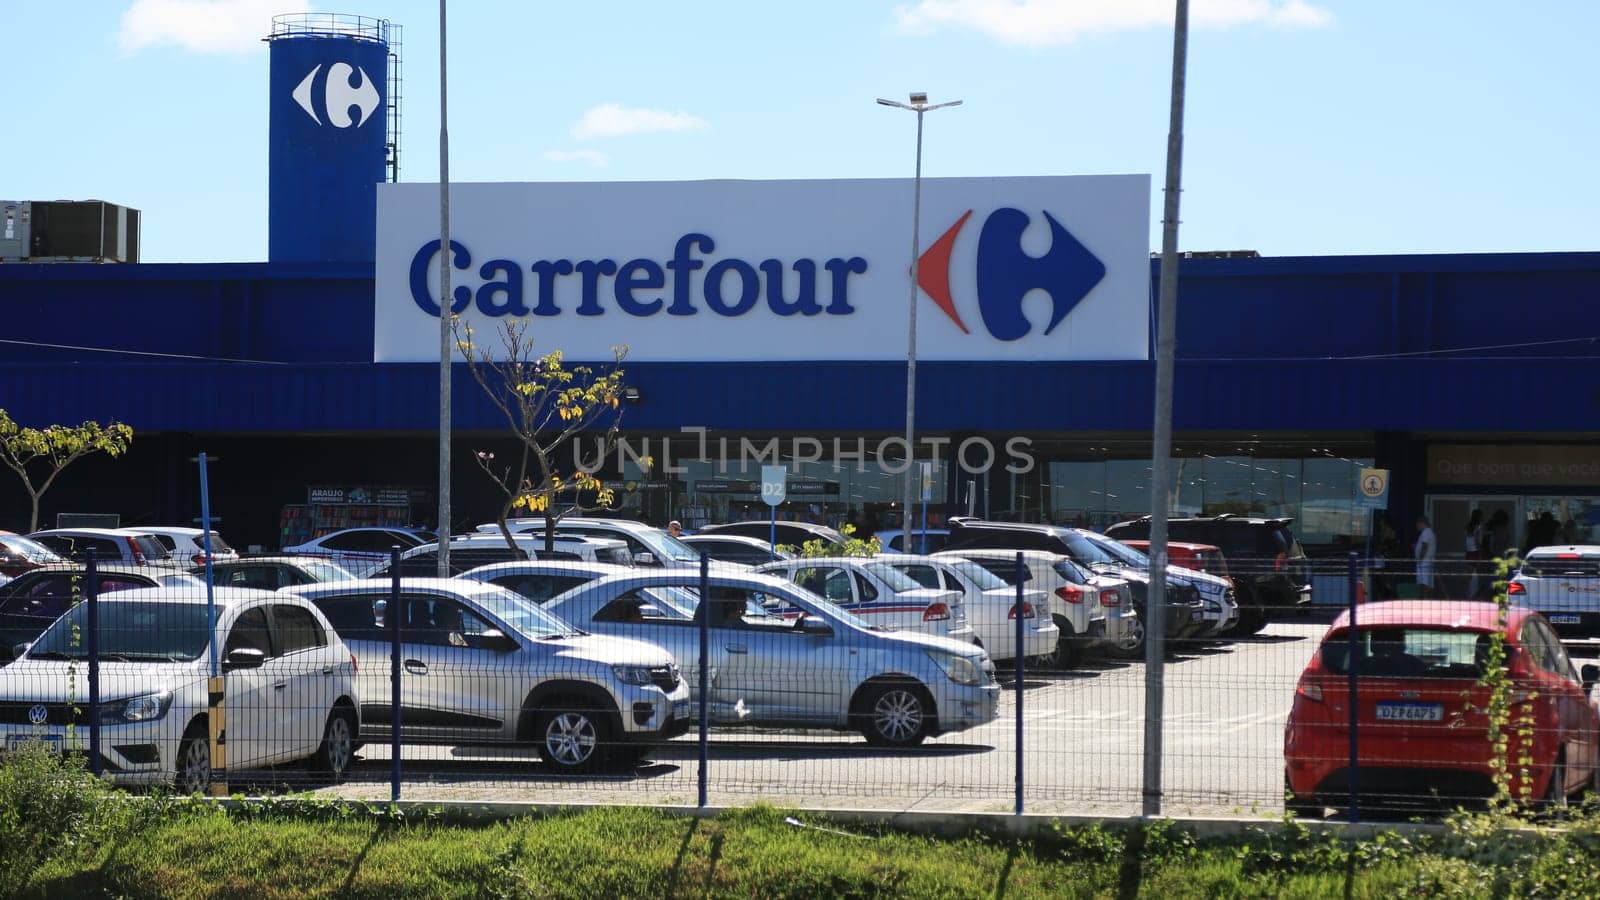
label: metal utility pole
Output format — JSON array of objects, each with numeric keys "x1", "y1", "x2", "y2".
[
  {"x1": 1143, "y1": 0, "x2": 1190, "y2": 819},
  {"x1": 436, "y1": 0, "x2": 452, "y2": 575},
  {"x1": 876, "y1": 94, "x2": 961, "y2": 536}
]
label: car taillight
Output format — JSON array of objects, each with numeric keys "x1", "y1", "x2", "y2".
[
  {"x1": 191, "y1": 553, "x2": 209, "y2": 565},
  {"x1": 1558, "y1": 552, "x2": 1581, "y2": 560},
  {"x1": 1296, "y1": 681, "x2": 1323, "y2": 702},
  {"x1": 1507, "y1": 581, "x2": 1526, "y2": 595},
  {"x1": 1055, "y1": 585, "x2": 1084, "y2": 604},
  {"x1": 126, "y1": 537, "x2": 145, "y2": 565},
  {"x1": 1274, "y1": 552, "x2": 1286, "y2": 572},
  {"x1": 1007, "y1": 603, "x2": 1035, "y2": 619},
  {"x1": 1099, "y1": 588, "x2": 1120, "y2": 608},
  {"x1": 923, "y1": 602, "x2": 950, "y2": 622}
]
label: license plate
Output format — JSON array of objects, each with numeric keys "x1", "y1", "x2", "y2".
[
  {"x1": 1548, "y1": 614, "x2": 1582, "y2": 625},
  {"x1": 1375, "y1": 702, "x2": 1442, "y2": 722},
  {"x1": 6, "y1": 734, "x2": 63, "y2": 753},
  {"x1": 672, "y1": 700, "x2": 690, "y2": 719}
]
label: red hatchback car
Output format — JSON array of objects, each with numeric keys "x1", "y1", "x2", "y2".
[{"x1": 1284, "y1": 600, "x2": 1600, "y2": 813}]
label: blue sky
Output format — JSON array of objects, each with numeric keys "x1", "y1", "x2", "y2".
[{"x1": 5, "y1": 1, "x2": 1597, "y2": 263}]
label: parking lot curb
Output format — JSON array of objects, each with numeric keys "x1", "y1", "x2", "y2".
[{"x1": 208, "y1": 797, "x2": 1452, "y2": 840}]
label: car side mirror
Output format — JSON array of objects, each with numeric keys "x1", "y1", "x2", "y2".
[
  {"x1": 1583, "y1": 664, "x2": 1599, "y2": 690},
  {"x1": 223, "y1": 647, "x2": 266, "y2": 671},
  {"x1": 798, "y1": 615, "x2": 833, "y2": 636},
  {"x1": 478, "y1": 628, "x2": 519, "y2": 652},
  {"x1": 633, "y1": 552, "x2": 657, "y2": 567}
]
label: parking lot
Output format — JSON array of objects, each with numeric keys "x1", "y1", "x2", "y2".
[{"x1": 316, "y1": 622, "x2": 1328, "y2": 817}]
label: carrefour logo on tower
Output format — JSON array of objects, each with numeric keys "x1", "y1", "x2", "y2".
[
  {"x1": 293, "y1": 62, "x2": 380, "y2": 128},
  {"x1": 374, "y1": 176, "x2": 1150, "y2": 363}
]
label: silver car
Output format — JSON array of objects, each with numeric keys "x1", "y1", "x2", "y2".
[
  {"x1": 290, "y1": 578, "x2": 689, "y2": 773},
  {"x1": 544, "y1": 570, "x2": 1000, "y2": 747}
]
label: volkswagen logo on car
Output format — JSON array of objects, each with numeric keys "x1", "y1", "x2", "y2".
[{"x1": 27, "y1": 704, "x2": 47, "y2": 726}]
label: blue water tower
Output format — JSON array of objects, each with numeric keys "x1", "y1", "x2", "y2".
[{"x1": 267, "y1": 14, "x2": 397, "y2": 265}]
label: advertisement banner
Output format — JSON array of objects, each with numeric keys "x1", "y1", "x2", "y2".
[{"x1": 375, "y1": 176, "x2": 1151, "y2": 362}]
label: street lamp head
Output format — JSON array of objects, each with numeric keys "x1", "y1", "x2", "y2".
[
  {"x1": 908, "y1": 92, "x2": 928, "y2": 105},
  {"x1": 876, "y1": 97, "x2": 903, "y2": 108}
]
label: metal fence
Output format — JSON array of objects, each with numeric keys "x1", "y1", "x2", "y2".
[{"x1": 0, "y1": 548, "x2": 1592, "y2": 822}]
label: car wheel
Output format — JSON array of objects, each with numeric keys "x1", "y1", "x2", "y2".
[
  {"x1": 1541, "y1": 753, "x2": 1570, "y2": 812},
  {"x1": 1104, "y1": 613, "x2": 1146, "y2": 660},
  {"x1": 1048, "y1": 616, "x2": 1081, "y2": 670},
  {"x1": 311, "y1": 706, "x2": 357, "y2": 780},
  {"x1": 859, "y1": 682, "x2": 932, "y2": 748},
  {"x1": 537, "y1": 705, "x2": 610, "y2": 774},
  {"x1": 174, "y1": 722, "x2": 212, "y2": 795}
]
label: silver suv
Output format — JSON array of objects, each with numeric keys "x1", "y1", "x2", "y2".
[
  {"x1": 291, "y1": 578, "x2": 689, "y2": 773},
  {"x1": 545, "y1": 570, "x2": 1000, "y2": 746}
]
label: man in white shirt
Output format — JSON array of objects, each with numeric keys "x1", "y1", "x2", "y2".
[{"x1": 1415, "y1": 515, "x2": 1437, "y2": 599}]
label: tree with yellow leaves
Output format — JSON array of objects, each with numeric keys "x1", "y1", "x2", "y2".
[
  {"x1": 0, "y1": 410, "x2": 135, "y2": 532},
  {"x1": 456, "y1": 319, "x2": 636, "y2": 556}
]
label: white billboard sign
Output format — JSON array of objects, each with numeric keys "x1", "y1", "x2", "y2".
[{"x1": 374, "y1": 176, "x2": 1150, "y2": 362}]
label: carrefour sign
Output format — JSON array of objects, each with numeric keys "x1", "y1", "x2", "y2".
[{"x1": 374, "y1": 176, "x2": 1149, "y2": 362}]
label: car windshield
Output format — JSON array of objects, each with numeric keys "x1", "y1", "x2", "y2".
[
  {"x1": 30, "y1": 601, "x2": 210, "y2": 661},
  {"x1": 1061, "y1": 533, "x2": 1120, "y2": 567},
  {"x1": 862, "y1": 563, "x2": 925, "y2": 593},
  {"x1": 132, "y1": 536, "x2": 171, "y2": 560},
  {"x1": 1320, "y1": 627, "x2": 1490, "y2": 679},
  {"x1": 303, "y1": 561, "x2": 356, "y2": 582},
  {"x1": 468, "y1": 585, "x2": 581, "y2": 638},
  {"x1": 0, "y1": 535, "x2": 63, "y2": 564},
  {"x1": 948, "y1": 560, "x2": 1007, "y2": 591},
  {"x1": 1087, "y1": 535, "x2": 1148, "y2": 568},
  {"x1": 634, "y1": 529, "x2": 698, "y2": 563}
]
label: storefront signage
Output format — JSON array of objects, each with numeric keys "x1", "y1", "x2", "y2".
[
  {"x1": 307, "y1": 485, "x2": 429, "y2": 506},
  {"x1": 1428, "y1": 445, "x2": 1600, "y2": 487},
  {"x1": 694, "y1": 480, "x2": 757, "y2": 494},
  {"x1": 375, "y1": 176, "x2": 1150, "y2": 362},
  {"x1": 1358, "y1": 468, "x2": 1390, "y2": 509}
]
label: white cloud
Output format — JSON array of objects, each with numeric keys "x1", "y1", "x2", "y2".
[
  {"x1": 570, "y1": 104, "x2": 709, "y2": 141},
  {"x1": 543, "y1": 149, "x2": 610, "y2": 166},
  {"x1": 894, "y1": 0, "x2": 1331, "y2": 47},
  {"x1": 119, "y1": 0, "x2": 312, "y2": 55}
]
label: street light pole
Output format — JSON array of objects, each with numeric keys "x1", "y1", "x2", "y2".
[
  {"x1": 877, "y1": 94, "x2": 961, "y2": 539},
  {"x1": 436, "y1": 0, "x2": 452, "y2": 576}
]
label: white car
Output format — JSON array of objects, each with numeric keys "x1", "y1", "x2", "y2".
[
  {"x1": 936, "y1": 548, "x2": 1132, "y2": 667},
  {"x1": 876, "y1": 553, "x2": 1058, "y2": 662},
  {"x1": 0, "y1": 587, "x2": 359, "y2": 792},
  {"x1": 142, "y1": 526, "x2": 240, "y2": 567},
  {"x1": 27, "y1": 528, "x2": 184, "y2": 569},
  {"x1": 545, "y1": 570, "x2": 1001, "y2": 746},
  {"x1": 753, "y1": 557, "x2": 975, "y2": 643},
  {"x1": 1076, "y1": 531, "x2": 1240, "y2": 640},
  {"x1": 282, "y1": 527, "x2": 434, "y2": 573},
  {"x1": 291, "y1": 578, "x2": 690, "y2": 773},
  {"x1": 1510, "y1": 545, "x2": 1600, "y2": 638},
  {"x1": 478, "y1": 516, "x2": 703, "y2": 568},
  {"x1": 376, "y1": 533, "x2": 635, "y2": 576}
]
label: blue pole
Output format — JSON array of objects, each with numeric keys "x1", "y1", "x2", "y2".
[
  {"x1": 1347, "y1": 550, "x2": 1359, "y2": 824},
  {"x1": 770, "y1": 505, "x2": 777, "y2": 562},
  {"x1": 1014, "y1": 551, "x2": 1025, "y2": 816},
  {"x1": 920, "y1": 491, "x2": 929, "y2": 555},
  {"x1": 85, "y1": 549, "x2": 100, "y2": 777},
  {"x1": 389, "y1": 546, "x2": 402, "y2": 804},
  {"x1": 697, "y1": 552, "x2": 710, "y2": 807},
  {"x1": 199, "y1": 453, "x2": 217, "y2": 677}
]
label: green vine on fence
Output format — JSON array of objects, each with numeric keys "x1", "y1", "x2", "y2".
[{"x1": 1468, "y1": 551, "x2": 1535, "y2": 812}]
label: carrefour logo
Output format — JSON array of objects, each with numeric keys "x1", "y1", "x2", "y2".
[
  {"x1": 918, "y1": 208, "x2": 1106, "y2": 342},
  {"x1": 292, "y1": 62, "x2": 380, "y2": 128},
  {"x1": 406, "y1": 207, "x2": 1104, "y2": 339}
]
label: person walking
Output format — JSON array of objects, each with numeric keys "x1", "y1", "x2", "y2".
[
  {"x1": 1464, "y1": 509, "x2": 1485, "y2": 599},
  {"x1": 1415, "y1": 515, "x2": 1438, "y2": 600}
]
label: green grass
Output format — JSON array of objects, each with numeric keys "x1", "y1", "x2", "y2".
[{"x1": 6, "y1": 750, "x2": 1600, "y2": 898}]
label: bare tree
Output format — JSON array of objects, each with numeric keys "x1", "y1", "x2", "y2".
[
  {"x1": 0, "y1": 410, "x2": 134, "y2": 532},
  {"x1": 456, "y1": 319, "x2": 637, "y2": 555}
]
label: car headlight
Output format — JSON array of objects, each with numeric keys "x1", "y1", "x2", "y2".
[
  {"x1": 100, "y1": 692, "x2": 172, "y2": 724},
  {"x1": 612, "y1": 665, "x2": 653, "y2": 686},
  {"x1": 925, "y1": 651, "x2": 983, "y2": 686}
]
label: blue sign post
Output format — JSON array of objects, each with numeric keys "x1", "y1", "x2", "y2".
[
  {"x1": 761, "y1": 465, "x2": 786, "y2": 560},
  {"x1": 919, "y1": 462, "x2": 934, "y2": 554}
]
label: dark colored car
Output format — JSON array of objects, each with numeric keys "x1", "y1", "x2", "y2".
[
  {"x1": 942, "y1": 520, "x2": 1204, "y2": 642},
  {"x1": 678, "y1": 535, "x2": 795, "y2": 565},
  {"x1": 695, "y1": 521, "x2": 849, "y2": 550},
  {"x1": 1104, "y1": 515, "x2": 1312, "y2": 634}
]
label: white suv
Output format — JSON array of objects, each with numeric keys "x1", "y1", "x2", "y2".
[
  {"x1": 143, "y1": 526, "x2": 240, "y2": 567},
  {"x1": 0, "y1": 587, "x2": 359, "y2": 792},
  {"x1": 754, "y1": 557, "x2": 975, "y2": 643},
  {"x1": 876, "y1": 553, "x2": 1058, "y2": 662},
  {"x1": 292, "y1": 578, "x2": 689, "y2": 773},
  {"x1": 936, "y1": 549, "x2": 1132, "y2": 667},
  {"x1": 1510, "y1": 545, "x2": 1600, "y2": 638}
]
